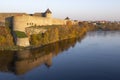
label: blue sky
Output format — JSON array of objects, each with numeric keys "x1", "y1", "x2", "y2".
[{"x1": 0, "y1": 0, "x2": 120, "y2": 21}]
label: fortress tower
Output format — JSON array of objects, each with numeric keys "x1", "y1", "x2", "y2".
[{"x1": 44, "y1": 8, "x2": 52, "y2": 18}]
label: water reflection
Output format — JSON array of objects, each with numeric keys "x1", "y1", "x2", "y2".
[
  {"x1": 0, "y1": 34, "x2": 86, "y2": 75},
  {"x1": 88, "y1": 31, "x2": 120, "y2": 37}
]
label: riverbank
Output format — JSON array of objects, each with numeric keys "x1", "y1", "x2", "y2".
[
  {"x1": 0, "y1": 21, "x2": 120, "y2": 51},
  {"x1": 0, "y1": 25, "x2": 87, "y2": 51}
]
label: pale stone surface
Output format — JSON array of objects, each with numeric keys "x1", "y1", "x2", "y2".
[
  {"x1": 13, "y1": 15, "x2": 68, "y2": 32},
  {"x1": 0, "y1": 13, "x2": 27, "y2": 23},
  {"x1": 16, "y1": 38, "x2": 30, "y2": 47}
]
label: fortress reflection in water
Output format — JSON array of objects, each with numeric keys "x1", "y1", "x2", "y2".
[{"x1": 0, "y1": 34, "x2": 85, "y2": 75}]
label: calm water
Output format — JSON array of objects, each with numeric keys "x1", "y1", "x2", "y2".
[{"x1": 0, "y1": 31, "x2": 120, "y2": 80}]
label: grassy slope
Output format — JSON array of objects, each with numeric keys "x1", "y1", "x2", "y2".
[{"x1": 15, "y1": 31, "x2": 27, "y2": 38}]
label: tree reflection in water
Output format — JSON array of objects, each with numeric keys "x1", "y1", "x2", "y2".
[{"x1": 0, "y1": 33, "x2": 86, "y2": 75}]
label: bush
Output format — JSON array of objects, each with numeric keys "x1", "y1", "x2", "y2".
[
  {"x1": 30, "y1": 25, "x2": 87, "y2": 46},
  {"x1": 0, "y1": 26, "x2": 14, "y2": 46}
]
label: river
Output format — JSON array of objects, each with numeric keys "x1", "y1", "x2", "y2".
[{"x1": 0, "y1": 31, "x2": 120, "y2": 80}]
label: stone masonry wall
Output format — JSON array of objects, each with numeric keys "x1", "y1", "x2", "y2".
[
  {"x1": 13, "y1": 15, "x2": 52, "y2": 32},
  {"x1": 0, "y1": 13, "x2": 27, "y2": 23},
  {"x1": 0, "y1": 11, "x2": 78, "y2": 47},
  {"x1": 12, "y1": 15, "x2": 67, "y2": 47},
  {"x1": 52, "y1": 18, "x2": 66, "y2": 25},
  {"x1": 13, "y1": 15, "x2": 67, "y2": 32},
  {"x1": 16, "y1": 38, "x2": 30, "y2": 47}
]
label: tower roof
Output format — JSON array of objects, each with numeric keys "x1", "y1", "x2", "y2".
[
  {"x1": 65, "y1": 17, "x2": 70, "y2": 20},
  {"x1": 45, "y1": 8, "x2": 52, "y2": 13}
]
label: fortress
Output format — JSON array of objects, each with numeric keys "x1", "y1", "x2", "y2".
[{"x1": 0, "y1": 9, "x2": 78, "y2": 46}]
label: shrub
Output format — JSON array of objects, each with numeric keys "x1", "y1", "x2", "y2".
[{"x1": 30, "y1": 25, "x2": 87, "y2": 46}]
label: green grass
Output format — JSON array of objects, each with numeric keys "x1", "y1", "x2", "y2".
[{"x1": 15, "y1": 31, "x2": 27, "y2": 38}]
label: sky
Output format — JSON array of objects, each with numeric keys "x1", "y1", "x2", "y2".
[{"x1": 0, "y1": 0, "x2": 120, "y2": 21}]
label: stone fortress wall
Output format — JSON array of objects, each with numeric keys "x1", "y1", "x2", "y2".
[
  {"x1": 0, "y1": 13, "x2": 28, "y2": 24},
  {"x1": 0, "y1": 9, "x2": 78, "y2": 32},
  {"x1": 0, "y1": 9, "x2": 78, "y2": 46},
  {"x1": 13, "y1": 15, "x2": 66, "y2": 32}
]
